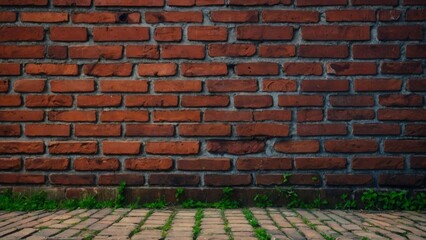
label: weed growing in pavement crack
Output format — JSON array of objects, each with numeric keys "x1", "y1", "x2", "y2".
[
  {"x1": 161, "y1": 210, "x2": 177, "y2": 238},
  {"x1": 242, "y1": 208, "x2": 271, "y2": 240},
  {"x1": 221, "y1": 209, "x2": 234, "y2": 240},
  {"x1": 192, "y1": 208, "x2": 203, "y2": 239}
]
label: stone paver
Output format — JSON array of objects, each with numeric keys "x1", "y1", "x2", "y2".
[{"x1": 0, "y1": 208, "x2": 423, "y2": 239}]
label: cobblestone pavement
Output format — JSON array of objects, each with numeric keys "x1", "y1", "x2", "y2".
[{"x1": 0, "y1": 208, "x2": 425, "y2": 239}]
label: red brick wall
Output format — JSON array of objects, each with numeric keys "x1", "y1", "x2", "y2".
[{"x1": 0, "y1": 0, "x2": 425, "y2": 197}]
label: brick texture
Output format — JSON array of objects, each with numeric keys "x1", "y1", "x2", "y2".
[{"x1": 0, "y1": 1, "x2": 424, "y2": 192}]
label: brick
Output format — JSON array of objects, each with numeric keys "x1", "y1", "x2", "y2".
[
  {"x1": 154, "y1": 27, "x2": 182, "y2": 42},
  {"x1": 352, "y1": 157, "x2": 404, "y2": 170},
  {"x1": 302, "y1": 80, "x2": 349, "y2": 92},
  {"x1": 296, "y1": 157, "x2": 346, "y2": 169},
  {"x1": 297, "y1": 124, "x2": 347, "y2": 136},
  {"x1": 205, "y1": 174, "x2": 251, "y2": 186},
  {"x1": 296, "y1": 0, "x2": 347, "y2": 6},
  {"x1": 404, "y1": 0, "x2": 426, "y2": 5},
  {"x1": 274, "y1": 140, "x2": 320, "y2": 153},
  {"x1": 168, "y1": 0, "x2": 195, "y2": 7},
  {"x1": 283, "y1": 62, "x2": 322, "y2": 76},
  {"x1": 256, "y1": 174, "x2": 320, "y2": 186},
  {"x1": 0, "y1": 124, "x2": 20, "y2": 137},
  {"x1": 352, "y1": 0, "x2": 398, "y2": 5},
  {"x1": 48, "y1": 110, "x2": 96, "y2": 122},
  {"x1": 302, "y1": 25, "x2": 370, "y2": 40},
  {"x1": 100, "y1": 80, "x2": 148, "y2": 93},
  {"x1": 197, "y1": 0, "x2": 224, "y2": 5},
  {"x1": 329, "y1": 95, "x2": 374, "y2": 107},
  {"x1": 384, "y1": 140, "x2": 426, "y2": 153},
  {"x1": 146, "y1": 141, "x2": 199, "y2": 155},
  {"x1": 69, "y1": 46, "x2": 123, "y2": 59},
  {"x1": 379, "y1": 94, "x2": 423, "y2": 107},
  {"x1": 154, "y1": 80, "x2": 202, "y2": 93},
  {"x1": 406, "y1": 9, "x2": 426, "y2": 21},
  {"x1": 210, "y1": 10, "x2": 258, "y2": 23},
  {"x1": 0, "y1": 26, "x2": 44, "y2": 42},
  {"x1": 0, "y1": 63, "x2": 20, "y2": 76},
  {"x1": 407, "y1": 78, "x2": 426, "y2": 91},
  {"x1": 72, "y1": 12, "x2": 140, "y2": 23},
  {"x1": 405, "y1": 124, "x2": 426, "y2": 136},
  {"x1": 75, "y1": 124, "x2": 121, "y2": 137},
  {"x1": 83, "y1": 63, "x2": 133, "y2": 77},
  {"x1": 25, "y1": 158, "x2": 69, "y2": 171},
  {"x1": 299, "y1": 45, "x2": 348, "y2": 58},
  {"x1": 99, "y1": 174, "x2": 144, "y2": 186},
  {"x1": 125, "y1": 158, "x2": 173, "y2": 170},
  {"x1": 13, "y1": 79, "x2": 45, "y2": 93},
  {"x1": 25, "y1": 124, "x2": 70, "y2": 137},
  {"x1": 237, "y1": 158, "x2": 292, "y2": 170},
  {"x1": 406, "y1": 44, "x2": 426, "y2": 58},
  {"x1": 77, "y1": 95, "x2": 121, "y2": 107},
  {"x1": 279, "y1": 95, "x2": 323, "y2": 107},
  {"x1": 236, "y1": 62, "x2": 279, "y2": 76},
  {"x1": 253, "y1": 110, "x2": 292, "y2": 121},
  {"x1": 236, "y1": 26, "x2": 293, "y2": 40},
  {"x1": 126, "y1": 45, "x2": 158, "y2": 59},
  {"x1": 353, "y1": 44, "x2": 400, "y2": 59},
  {"x1": 53, "y1": 0, "x2": 91, "y2": 6},
  {"x1": 100, "y1": 110, "x2": 149, "y2": 122},
  {"x1": 0, "y1": 141, "x2": 44, "y2": 154},
  {"x1": 0, "y1": 95, "x2": 21, "y2": 107},
  {"x1": 0, "y1": 80, "x2": 7, "y2": 92},
  {"x1": 48, "y1": 46, "x2": 67, "y2": 59},
  {"x1": 161, "y1": 45, "x2": 205, "y2": 59},
  {"x1": 263, "y1": 10, "x2": 319, "y2": 23},
  {"x1": 327, "y1": 109, "x2": 374, "y2": 120},
  {"x1": 126, "y1": 124, "x2": 175, "y2": 137},
  {"x1": 154, "y1": 110, "x2": 200, "y2": 122},
  {"x1": 381, "y1": 62, "x2": 423, "y2": 74},
  {"x1": 21, "y1": 12, "x2": 68, "y2": 22},
  {"x1": 182, "y1": 63, "x2": 227, "y2": 77},
  {"x1": 181, "y1": 95, "x2": 229, "y2": 107},
  {"x1": 26, "y1": 64, "x2": 78, "y2": 76},
  {"x1": 50, "y1": 174, "x2": 95, "y2": 185},
  {"x1": 138, "y1": 63, "x2": 177, "y2": 76},
  {"x1": 149, "y1": 174, "x2": 199, "y2": 186},
  {"x1": 50, "y1": 79, "x2": 94, "y2": 93},
  {"x1": 355, "y1": 78, "x2": 402, "y2": 92},
  {"x1": 378, "y1": 174, "x2": 424, "y2": 187},
  {"x1": 378, "y1": 10, "x2": 401, "y2": 21},
  {"x1": 326, "y1": 175, "x2": 373, "y2": 186},
  {"x1": 0, "y1": 111, "x2": 44, "y2": 122},
  {"x1": 236, "y1": 123, "x2": 289, "y2": 137},
  {"x1": 145, "y1": 11, "x2": 202, "y2": 23},
  {"x1": 207, "y1": 140, "x2": 265, "y2": 155},
  {"x1": 234, "y1": 95, "x2": 272, "y2": 108},
  {"x1": 179, "y1": 124, "x2": 231, "y2": 137},
  {"x1": 188, "y1": 26, "x2": 227, "y2": 41},
  {"x1": 327, "y1": 62, "x2": 377, "y2": 75},
  {"x1": 379, "y1": 109, "x2": 426, "y2": 121},
  {"x1": 411, "y1": 156, "x2": 426, "y2": 169},
  {"x1": 50, "y1": 27, "x2": 87, "y2": 42},
  {"x1": 378, "y1": 25, "x2": 422, "y2": 40},
  {"x1": 325, "y1": 139, "x2": 378, "y2": 153},
  {"x1": 0, "y1": 12, "x2": 17, "y2": 22},
  {"x1": 93, "y1": 27, "x2": 149, "y2": 41},
  {"x1": 48, "y1": 141, "x2": 97, "y2": 154},
  {"x1": 0, "y1": 174, "x2": 45, "y2": 184},
  {"x1": 74, "y1": 157, "x2": 119, "y2": 171},
  {"x1": 326, "y1": 10, "x2": 375, "y2": 22},
  {"x1": 207, "y1": 79, "x2": 258, "y2": 92},
  {"x1": 94, "y1": 0, "x2": 164, "y2": 6},
  {"x1": 259, "y1": 45, "x2": 296, "y2": 58},
  {"x1": 262, "y1": 79, "x2": 297, "y2": 92},
  {"x1": 297, "y1": 109, "x2": 323, "y2": 122},
  {"x1": 204, "y1": 110, "x2": 252, "y2": 122},
  {"x1": 178, "y1": 158, "x2": 231, "y2": 171},
  {"x1": 209, "y1": 44, "x2": 256, "y2": 57},
  {"x1": 353, "y1": 123, "x2": 400, "y2": 135},
  {"x1": 0, "y1": 158, "x2": 21, "y2": 170},
  {"x1": 229, "y1": 0, "x2": 289, "y2": 5},
  {"x1": 125, "y1": 95, "x2": 178, "y2": 107},
  {"x1": 0, "y1": 45, "x2": 45, "y2": 59},
  {"x1": 25, "y1": 95, "x2": 73, "y2": 108}
]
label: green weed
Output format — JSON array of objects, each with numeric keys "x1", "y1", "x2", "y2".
[
  {"x1": 242, "y1": 208, "x2": 271, "y2": 240},
  {"x1": 192, "y1": 209, "x2": 203, "y2": 239},
  {"x1": 254, "y1": 194, "x2": 272, "y2": 208}
]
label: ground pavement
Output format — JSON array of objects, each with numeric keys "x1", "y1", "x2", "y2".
[{"x1": 0, "y1": 208, "x2": 424, "y2": 239}]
